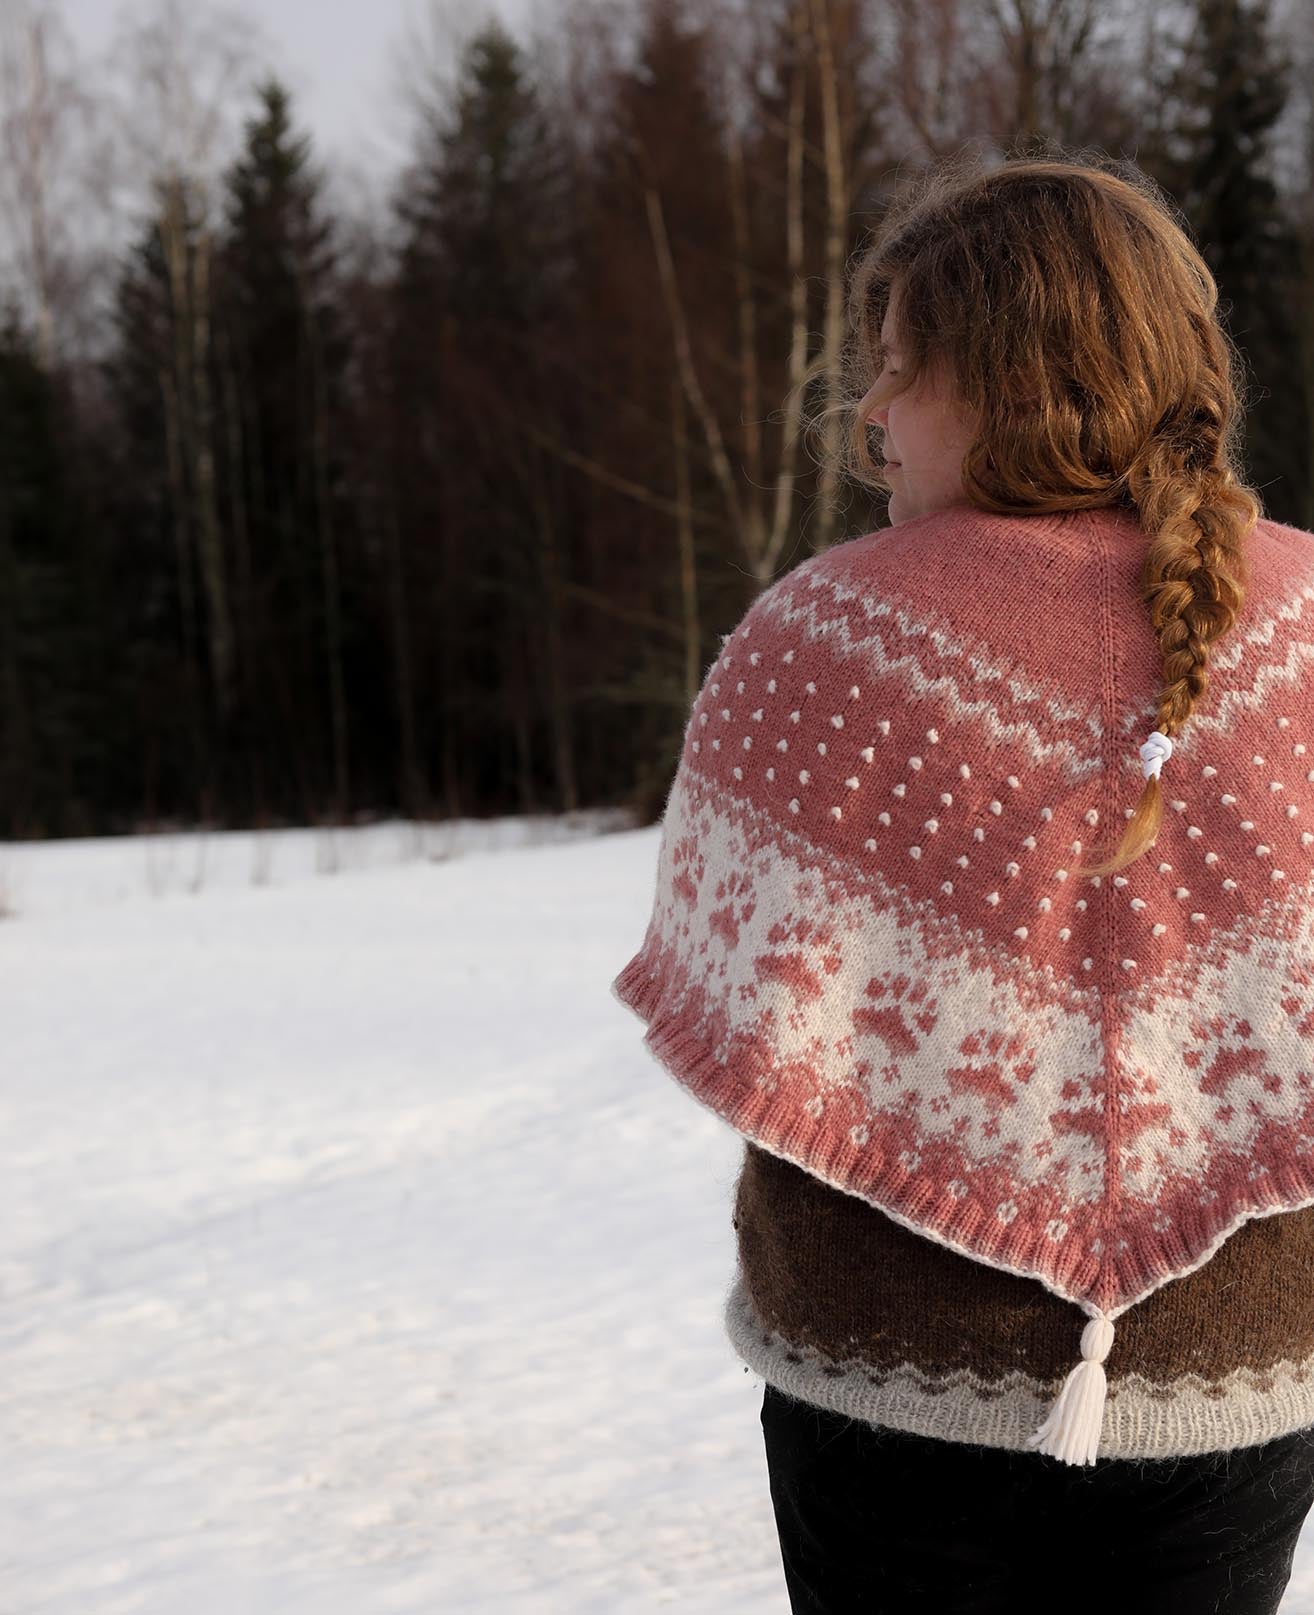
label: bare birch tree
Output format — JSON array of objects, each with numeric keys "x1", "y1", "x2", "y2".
[
  {"x1": 103, "y1": 0, "x2": 264, "y2": 730},
  {"x1": 0, "y1": 0, "x2": 104, "y2": 369}
]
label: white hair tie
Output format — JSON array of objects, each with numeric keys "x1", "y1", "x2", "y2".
[{"x1": 1140, "y1": 729, "x2": 1173, "y2": 780}]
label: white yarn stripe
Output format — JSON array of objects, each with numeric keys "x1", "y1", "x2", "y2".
[
  {"x1": 1179, "y1": 637, "x2": 1314, "y2": 740},
  {"x1": 1210, "y1": 581, "x2": 1314, "y2": 674},
  {"x1": 750, "y1": 567, "x2": 1107, "y2": 775},
  {"x1": 754, "y1": 561, "x2": 1314, "y2": 763},
  {"x1": 725, "y1": 1275, "x2": 1314, "y2": 1461}
]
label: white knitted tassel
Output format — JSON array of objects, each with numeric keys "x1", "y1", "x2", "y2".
[{"x1": 1024, "y1": 1307, "x2": 1115, "y2": 1465}]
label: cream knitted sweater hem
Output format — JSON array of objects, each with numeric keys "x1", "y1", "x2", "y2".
[{"x1": 725, "y1": 1274, "x2": 1314, "y2": 1462}]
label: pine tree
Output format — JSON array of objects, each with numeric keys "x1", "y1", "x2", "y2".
[
  {"x1": 391, "y1": 20, "x2": 579, "y2": 817},
  {"x1": 219, "y1": 76, "x2": 353, "y2": 822},
  {"x1": 0, "y1": 307, "x2": 90, "y2": 838},
  {"x1": 1151, "y1": 0, "x2": 1309, "y2": 518},
  {"x1": 103, "y1": 176, "x2": 217, "y2": 821}
]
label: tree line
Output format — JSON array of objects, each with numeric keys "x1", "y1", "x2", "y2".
[{"x1": 0, "y1": 0, "x2": 1311, "y2": 840}]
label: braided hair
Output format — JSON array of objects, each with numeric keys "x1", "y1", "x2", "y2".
[{"x1": 818, "y1": 147, "x2": 1260, "y2": 877}]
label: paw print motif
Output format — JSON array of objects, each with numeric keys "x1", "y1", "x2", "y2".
[
  {"x1": 708, "y1": 869, "x2": 757, "y2": 948},
  {"x1": 851, "y1": 971, "x2": 941, "y2": 1056},
  {"x1": 670, "y1": 831, "x2": 705, "y2": 910},
  {"x1": 752, "y1": 912, "x2": 843, "y2": 1005},
  {"x1": 941, "y1": 1027, "x2": 1038, "y2": 1113}
]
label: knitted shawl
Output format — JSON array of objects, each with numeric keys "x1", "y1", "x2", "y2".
[{"x1": 611, "y1": 501, "x2": 1314, "y2": 1465}]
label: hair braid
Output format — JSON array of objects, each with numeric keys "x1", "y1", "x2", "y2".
[
  {"x1": 815, "y1": 146, "x2": 1264, "y2": 878},
  {"x1": 1073, "y1": 460, "x2": 1256, "y2": 878}
]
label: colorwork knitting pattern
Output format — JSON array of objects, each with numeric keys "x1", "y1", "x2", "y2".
[
  {"x1": 612, "y1": 502, "x2": 1314, "y2": 1463},
  {"x1": 727, "y1": 1139, "x2": 1314, "y2": 1459}
]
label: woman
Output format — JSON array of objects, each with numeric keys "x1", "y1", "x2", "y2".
[{"x1": 612, "y1": 148, "x2": 1314, "y2": 1612}]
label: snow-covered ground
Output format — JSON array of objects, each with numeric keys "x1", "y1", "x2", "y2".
[
  {"x1": 0, "y1": 814, "x2": 783, "y2": 1613},
  {"x1": 4, "y1": 813, "x2": 1314, "y2": 1612}
]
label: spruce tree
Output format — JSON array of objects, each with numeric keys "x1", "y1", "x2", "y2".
[
  {"x1": 0, "y1": 308, "x2": 89, "y2": 838},
  {"x1": 1151, "y1": 0, "x2": 1308, "y2": 518},
  {"x1": 391, "y1": 20, "x2": 577, "y2": 816},
  {"x1": 219, "y1": 76, "x2": 353, "y2": 822},
  {"x1": 103, "y1": 189, "x2": 211, "y2": 824}
]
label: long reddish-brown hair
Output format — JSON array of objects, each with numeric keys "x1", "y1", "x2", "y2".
[{"x1": 824, "y1": 148, "x2": 1261, "y2": 877}]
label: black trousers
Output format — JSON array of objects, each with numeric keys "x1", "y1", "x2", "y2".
[{"x1": 760, "y1": 1382, "x2": 1314, "y2": 1614}]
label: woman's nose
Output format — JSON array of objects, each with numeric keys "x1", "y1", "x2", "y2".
[{"x1": 862, "y1": 387, "x2": 888, "y2": 426}]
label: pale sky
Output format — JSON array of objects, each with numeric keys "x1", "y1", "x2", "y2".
[
  {"x1": 0, "y1": 0, "x2": 578, "y2": 338},
  {"x1": 59, "y1": 0, "x2": 545, "y2": 190}
]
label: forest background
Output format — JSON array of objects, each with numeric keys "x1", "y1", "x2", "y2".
[{"x1": 2, "y1": 0, "x2": 1312, "y2": 843}]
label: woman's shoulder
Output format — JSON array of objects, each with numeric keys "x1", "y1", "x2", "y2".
[{"x1": 725, "y1": 505, "x2": 1314, "y2": 681}]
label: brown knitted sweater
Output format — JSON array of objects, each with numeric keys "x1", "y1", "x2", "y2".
[{"x1": 727, "y1": 1140, "x2": 1314, "y2": 1460}]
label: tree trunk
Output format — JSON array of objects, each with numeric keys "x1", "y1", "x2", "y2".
[
  {"x1": 307, "y1": 299, "x2": 349, "y2": 820},
  {"x1": 530, "y1": 442, "x2": 579, "y2": 813},
  {"x1": 380, "y1": 493, "x2": 422, "y2": 817},
  {"x1": 766, "y1": 0, "x2": 813, "y2": 586},
  {"x1": 672, "y1": 373, "x2": 701, "y2": 709},
  {"x1": 190, "y1": 227, "x2": 234, "y2": 723},
  {"x1": 810, "y1": 0, "x2": 849, "y2": 554},
  {"x1": 0, "y1": 481, "x2": 32, "y2": 836}
]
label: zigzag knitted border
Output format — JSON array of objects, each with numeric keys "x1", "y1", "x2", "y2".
[
  {"x1": 759, "y1": 537, "x2": 1314, "y2": 741},
  {"x1": 725, "y1": 1274, "x2": 1314, "y2": 1462}
]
